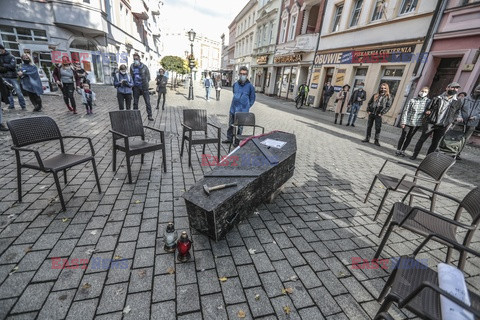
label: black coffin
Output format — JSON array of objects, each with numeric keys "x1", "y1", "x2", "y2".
[{"x1": 183, "y1": 131, "x2": 296, "y2": 241}]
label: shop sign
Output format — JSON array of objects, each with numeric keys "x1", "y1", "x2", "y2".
[
  {"x1": 274, "y1": 54, "x2": 302, "y2": 64},
  {"x1": 257, "y1": 55, "x2": 269, "y2": 65},
  {"x1": 334, "y1": 69, "x2": 346, "y2": 87},
  {"x1": 310, "y1": 71, "x2": 321, "y2": 89}
]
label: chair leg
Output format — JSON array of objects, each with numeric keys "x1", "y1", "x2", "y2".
[
  {"x1": 375, "y1": 298, "x2": 394, "y2": 318},
  {"x1": 228, "y1": 142, "x2": 232, "y2": 153},
  {"x1": 162, "y1": 145, "x2": 167, "y2": 173},
  {"x1": 217, "y1": 141, "x2": 221, "y2": 162},
  {"x1": 188, "y1": 141, "x2": 192, "y2": 167},
  {"x1": 374, "y1": 189, "x2": 390, "y2": 221},
  {"x1": 458, "y1": 250, "x2": 468, "y2": 271},
  {"x1": 141, "y1": 153, "x2": 144, "y2": 164},
  {"x1": 91, "y1": 158, "x2": 102, "y2": 193},
  {"x1": 202, "y1": 144, "x2": 206, "y2": 155},
  {"x1": 63, "y1": 169, "x2": 67, "y2": 184},
  {"x1": 364, "y1": 176, "x2": 378, "y2": 203},
  {"x1": 126, "y1": 154, "x2": 133, "y2": 184},
  {"x1": 379, "y1": 205, "x2": 395, "y2": 237},
  {"x1": 180, "y1": 130, "x2": 185, "y2": 157},
  {"x1": 52, "y1": 171, "x2": 66, "y2": 212},
  {"x1": 16, "y1": 165, "x2": 22, "y2": 203},
  {"x1": 112, "y1": 149, "x2": 117, "y2": 171},
  {"x1": 374, "y1": 224, "x2": 395, "y2": 259}
]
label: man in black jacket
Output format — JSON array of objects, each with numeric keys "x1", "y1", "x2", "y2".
[
  {"x1": 346, "y1": 82, "x2": 366, "y2": 127},
  {"x1": 130, "y1": 53, "x2": 153, "y2": 121},
  {"x1": 0, "y1": 45, "x2": 26, "y2": 110},
  {"x1": 410, "y1": 82, "x2": 462, "y2": 160},
  {"x1": 361, "y1": 83, "x2": 393, "y2": 146},
  {"x1": 321, "y1": 81, "x2": 334, "y2": 111},
  {"x1": 155, "y1": 68, "x2": 168, "y2": 110}
]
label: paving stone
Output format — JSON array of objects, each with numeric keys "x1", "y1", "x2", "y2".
[
  {"x1": 124, "y1": 291, "x2": 151, "y2": 320},
  {"x1": 75, "y1": 271, "x2": 107, "y2": 300},
  {"x1": 177, "y1": 312, "x2": 202, "y2": 320},
  {"x1": 303, "y1": 252, "x2": 329, "y2": 272},
  {"x1": 95, "y1": 235, "x2": 118, "y2": 252},
  {"x1": 263, "y1": 243, "x2": 286, "y2": 261},
  {"x1": 194, "y1": 249, "x2": 216, "y2": 270},
  {"x1": 113, "y1": 241, "x2": 136, "y2": 260},
  {"x1": 105, "y1": 259, "x2": 132, "y2": 284},
  {"x1": 270, "y1": 295, "x2": 301, "y2": 320},
  {"x1": 16, "y1": 250, "x2": 49, "y2": 271},
  {"x1": 119, "y1": 227, "x2": 140, "y2": 242},
  {"x1": 197, "y1": 269, "x2": 221, "y2": 295},
  {"x1": 221, "y1": 276, "x2": 246, "y2": 304},
  {"x1": 37, "y1": 289, "x2": 76, "y2": 320},
  {"x1": 66, "y1": 298, "x2": 98, "y2": 320},
  {"x1": 152, "y1": 274, "x2": 175, "y2": 302},
  {"x1": 10, "y1": 282, "x2": 53, "y2": 313},
  {"x1": 294, "y1": 265, "x2": 322, "y2": 289},
  {"x1": 284, "y1": 280, "x2": 315, "y2": 309},
  {"x1": 340, "y1": 276, "x2": 373, "y2": 303},
  {"x1": 317, "y1": 270, "x2": 349, "y2": 296},
  {"x1": 211, "y1": 239, "x2": 230, "y2": 257},
  {"x1": 226, "y1": 302, "x2": 253, "y2": 320},
  {"x1": 13, "y1": 227, "x2": 45, "y2": 245},
  {"x1": 151, "y1": 301, "x2": 176, "y2": 320},
  {"x1": 53, "y1": 267, "x2": 86, "y2": 291},
  {"x1": 0, "y1": 298, "x2": 17, "y2": 319},
  {"x1": 176, "y1": 284, "x2": 200, "y2": 314},
  {"x1": 201, "y1": 292, "x2": 228, "y2": 319},
  {"x1": 215, "y1": 256, "x2": 238, "y2": 277},
  {"x1": 244, "y1": 287, "x2": 274, "y2": 318},
  {"x1": 133, "y1": 247, "x2": 155, "y2": 268},
  {"x1": 251, "y1": 253, "x2": 275, "y2": 274},
  {"x1": 0, "y1": 271, "x2": 35, "y2": 299},
  {"x1": 136, "y1": 231, "x2": 156, "y2": 248},
  {"x1": 298, "y1": 306, "x2": 325, "y2": 320},
  {"x1": 242, "y1": 237, "x2": 265, "y2": 253},
  {"x1": 309, "y1": 286, "x2": 342, "y2": 316},
  {"x1": 48, "y1": 239, "x2": 78, "y2": 258},
  {"x1": 0, "y1": 244, "x2": 28, "y2": 264},
  {"x1": 334, "y1": 294, "x2": 370, "y2": 320},
  {"x1": 230, "y1": 246, "x2": 253, "y2": 266},
  {"x1": 154, "y1": 253, "x2": 175, "y2": 275},
  {"x1": 97, "y1": 282, "x2": 128, "y2": 314}
]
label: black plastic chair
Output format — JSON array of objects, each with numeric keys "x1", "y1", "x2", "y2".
[
  {"x1": 180, "y1": 109, "x2": 221, "y2": 167},
  {"x1": 7, "y1": 116, "x2": 101, "y2": 211},
  {"x1": 374, "y1": 186, "x2": 480, "y2": 270},
  {"x1": 228, "y1": 112, "x2": 265, "y2": 152},
  {"x1": 376, "y1": 236, "x2": 480, "y2": 319},
  {"x1": 364, "y1": 152, "x2": 455, "y2": 221},
  {"x1": 109, "y1": 110, "x2": 166, "y2": 183}
]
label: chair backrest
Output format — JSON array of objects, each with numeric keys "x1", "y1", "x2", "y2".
[
  {"x1": 417, "y1": 152, "x2": 455, "y2": 181},
  {"x1": 183, "y1": 109, "x2": 207, "y2": 131},
  {"x1": 234, "y1": 112, "x2": 256, "y2": 126},
  {"x1": 460, "y1": 187, "x2": 480, "y2": 225},
  {"x1": 7, "y1": 116, "x2": 62, "y2": 147},
  {"x1": 109, "y1": 110, "x2": 144, "y2": 137}
]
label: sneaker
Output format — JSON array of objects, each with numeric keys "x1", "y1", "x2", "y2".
[
  {"x1": 222, "y1": 139, "x2": 232, "y2": 144},
  {"x1": 346, "y1": 123, "x2": 350, "y2": 126},
  {"x1": 33, "y1": 107, "x2": 42, "y2": 112},
  {"x1": 374, "y1": 140, "x2": 381, "y2": 147},
  {"x1": 400, "y1": 151, "x2": 406, "y2": 157},
  {"x1": 148, "y1": 116, "x2": 154, "y2": 121},
  {"x1": 0, "y1": 124, "x2": 9, "y2": 131},
  {"x1": 351, "y1": 124, "x2": 355, "y2": 127},
  {"x1": 395, "y1": 150, "x2": 401, "y2": 156},
  {"x1": 409, "y1": 155, "x2": 417, "y2": 160},
  {"x1": 73, "y1": 111, "x2": 77, "y2": 114},
  {"x1": 361, "y1": 138, "x2": 370, "y2": 143}
]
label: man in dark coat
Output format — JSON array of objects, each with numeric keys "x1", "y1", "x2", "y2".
[
  {"x1": 130, "y1": 53, "x2": 153, "y2": 121},
  {"x1": 0, "y1": 75, "x2": 10, "y2": 130},
  {"x1": 321, "y1": 81, "x2": 334, "y2": 111},
  {"x1": 155, "y1": 68, "x2": 168, "y2": 110},
  {"x1": 0, "y1": 44, "x2": 26, "y2": 110}
]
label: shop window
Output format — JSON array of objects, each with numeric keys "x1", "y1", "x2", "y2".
[
  {"x1": 332, "y1": 3, "x2": 344, "y2": 32},
  {"x1": 380, "y1": 67, "x2": 404, "y2": 102},
  {"x1": 371, "y1": 0, "x2": 385, "y2": 21},
  {"x1": 350, "y1": 0, "x2": 363, "y2": 27},
  {"x1": 399, "y1": 0, "x2": 418, "y2": 15}
]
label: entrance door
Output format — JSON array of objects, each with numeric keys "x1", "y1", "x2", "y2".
[{"x1": 430, "y1": 57, "x2": 462, "y2": 98}]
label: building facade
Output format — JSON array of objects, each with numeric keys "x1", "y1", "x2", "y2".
[
  {"x1": 0, "y1": 0, "x2": 162, "y2": 85},
  {"x1": 309, "y1": 0, "x2": 439, "y2": 123}
]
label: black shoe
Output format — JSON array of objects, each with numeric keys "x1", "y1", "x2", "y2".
[
  {"x1": 351, "y1": 124, "x2": 355, "y2": 127},
  {"x1": 222, "y1": 139, "x2": 232, "y2": 144},
  {"x1": 156, "y1": 106, "x2": 159, "y2": 109},
  {"x1": 361, "y1": 138, "x2": 370, "y2": 143},
  {"x1": 409, "y1": 155, "x2": 417, "y2": 160},
  {"x1": 148, "y1": 116, "x2": 154, "y2": 121},
  {"x1": 456, "y1": 155, "x2": 462, "y2": 160},
  {"x1": 0, "y1": 124, "x2": 9, "y2": 131},
  {"x1": 346, "y1": 123, "x2": 350, "y2": 126},
  {"x1": 374, "y1": 140, "x2": 381, "y2": 147},
  {"x1": 33, "y1": 108, "x2": 42, "y2": 112}
]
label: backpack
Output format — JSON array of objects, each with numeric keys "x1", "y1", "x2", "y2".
[{"x1": 204, "y1": 78, "x2": 212, "y2": 88}]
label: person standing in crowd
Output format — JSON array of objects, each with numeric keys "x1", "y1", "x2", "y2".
[
  {"x1": 215, "y1": 76, "x2": 222, "y2": 101},
  {"x1": 334, "y1": 84, "x2": 351, "y2": 125},
  {"x1": 321, "y1": 81, "x2": 334, "y2": 111},
  {"x1": 296, "y1": 82, "x2": 309, "y2": 107},
  {"x1": 18, "y1": 53, "x2": 43, "y2": 112},
  {"x1": 395, "y1": 87, "x2": 430, "y2": 156},
  {"x1": 0, "y1": 44, "x2": 26, "y2": 110},
  {"x1": 204, "y1": 72, "x2": 213, "y2": 101},
  {"x1": 80, "y1": 82, "x2": 96, "y2": 115},
  {"x1": 114, "y1": 64, "x2": 133, "y2": 110},
  {"x1": 222, "y1": 66, "x2": 256, "y2": 145},
  {"x1": 0, "y1": 75, "x2": 10, "y2": 131},
  {"x1": 74, "y1": 62, "x2": 89, "y2": 85},
  {"x1": 456, "y1": 85, "x2": 480, "y2": 160},
  {"x1": 53, "y1": 56, "x2": 80, "y2": 114},
  {"x1": 155, "y1": 68, "x2": 168, "y2": 110},
  {"x1": 410, "y1": 82, "x2": 462, "y2": 160},
  {"x1": 346, "y1": 82, "x2": 366, "y2": 127},
  {"x1": 457, "y1": 92, "x2": 467, "y2": 100},
  {"x1": 130, "y1": 53, "x2": 153, "y2": 121},
  {"x1": 362, "y1": 83, "x2": 393, "y2": 146}
]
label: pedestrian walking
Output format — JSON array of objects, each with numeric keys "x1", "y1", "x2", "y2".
[
  {"x1": 114, "y1": 64, "x2": 133, "y2": 110},
  {"x1": 18, "y1": 53, "x2": 43, "y2": 112},
  {"x1": 321, "y1": 81, "x2": 334, "y2": 111},
  {"x1": 74, "y1": 62, "x2": 89, "y2": 85},
  {"x1": 204, "y1": 72, "x2": 213, "y2": 101},
  {"x1": 334, "y1": 84, "x2": 351, "y2": 125},
  {"x1": 456, "y1": 85, "x2": 480, "y2": 159},
  {"x1": 53, "y1": 56, "x2": 81, "y2": 114},
  {"x1": 0, "y1": 75, "x2": 10, "y2": 131},
  {"x1": 80, "y1": 82, "x2": 96, "y2": 115},
  {"x1": 296, "y1": 82, "x2": 309, "y2": 108},
  {"x1": 155, "y1": 68, "x2": 168, "y2": 110},
  {"x1": 0, "y1": 44, "x2": 26, "y2": 110},
  {"x1": 410, "y1": 82, "x2": 462, "y2": 160},
  {"x1": 361, "y1": 83, "x2": 393, "y2": 146},
  {"x1": 222, "y1": 66, "x2": 256, "y2": 145},
  {"x1": 346, "y1": 82, "x2": 367, "y2": 127},
  {"x1": 130, "y1": 53, "x2": 153, "y2": 121},
  {"x1": 395, "y1": 87, "x2": 430, "y2": 156},
  {"x1": 215, "y1": 76, "x2": 222, "y2": 101}
]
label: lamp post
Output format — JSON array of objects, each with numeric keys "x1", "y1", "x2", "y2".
[{"x1": 187, "y1": 29, "x2": 196, "y2": 100}]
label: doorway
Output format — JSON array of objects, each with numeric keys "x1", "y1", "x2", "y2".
[{"x1": 430, "y1": 57, "x2": 462, "y2": 98}]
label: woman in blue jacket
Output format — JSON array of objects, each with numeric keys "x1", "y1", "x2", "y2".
[
  {"x1": 223, "y1": 66, "x2": 256, "y2": 144},
  {"x1": 114, "y1": 64, "x2": 134, "y2": 110},
  {"x1": 18, "y1": 54, "x2": 43, "y2": 112}
]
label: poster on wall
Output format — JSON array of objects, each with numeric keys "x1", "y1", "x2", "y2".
[
  {"x1": 311, "y1": 71, "x2": 320, "y2": 89},
  {"x1": 334, "y1": 69, "x2": 346, "y2": 90}
]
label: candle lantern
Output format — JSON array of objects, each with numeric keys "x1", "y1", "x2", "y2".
[
  {"x1": 163, "y1": 222, "x2": 178, "y2": 253},
  {"x1": 177, "y1": 231, "x2": 192, "y2": 262}
]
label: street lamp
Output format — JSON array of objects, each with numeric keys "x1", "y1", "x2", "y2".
[{"x1": 187, "y1": 28, "x2": 196, "y2": 100}]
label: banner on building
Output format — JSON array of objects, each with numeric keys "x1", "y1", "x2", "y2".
[
  {"x1": 311, "y1": 71, "x2": 321, "y2": 89},
  {"x1": 257, "y1": 55, "x2": 268, "y2": 65},
  {"x1": 334, "y1": 69, "x2": 346, "y2": 87},
  {"x1": 274, "y1": 54, "x2": 302, "y2": 64}
]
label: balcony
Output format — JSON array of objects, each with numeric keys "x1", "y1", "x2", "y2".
[
  {"x1": 52, "y1": 1, "x2": 107, "y2": 35},
  {"x1": 132, "y1": 0, "x2": 149, "y2": 20}
]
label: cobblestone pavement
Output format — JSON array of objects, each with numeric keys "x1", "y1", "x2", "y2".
[{"x1": 0, "y1": 83, "x2": 479, "y2": 320}]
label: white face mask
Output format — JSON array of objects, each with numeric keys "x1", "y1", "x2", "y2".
[
  {"x1": 120, "y1": 70, "x2": 126, "y2": 75},
  {"x1": 418, "y1": 92, "x2": 428, "y2": 98}
]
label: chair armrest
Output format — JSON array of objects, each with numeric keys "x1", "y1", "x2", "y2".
[
  {"x1": 399, "y1": 206, "x2": 474, "y2": 230},
  {"x1": 402, "y1": 185, "x2": 461, "y2": 204},
  {"x1": 181, "y1": 123, "x2": 193, "y2": 131},
  {"x1": 207, "y1": 122, "x2": 221, "y2": 130},
  {"x1": 378, "y1": 158, "x2": 418, "y2": 174},
  {"x1": 413, "y1": 234, "x2": 480, "y2": 259},
  {"x1": 11, "y1": 146, "x2": 45, "y2": 170},
  {"x1": 144, "y1": 126, "x2": 165, "y2": 144},
  {"x1": 109, "y1": 130, "x2": 129, "y2": 149},
  {"x1": 143, "y1": 126, "x2": 162, "y2": 133},
  {"x1": 109, "y1": 130, "x2": 128, "y2": 138},
  {"x1": 207, "y1": 122, "x2": 221, "y2": 138},
  {"x1": 398, "y1": 281, "x2": 480, "y2": 318},
  {"x1": 395, "y1": 173, "x2": 440, "y2": 190},
  {"x1": 254, "y1": 125, "x2": 265, "y2": 134},
  {"x1": 62, "y1": 135, "x2": 95, "y2": 156}
]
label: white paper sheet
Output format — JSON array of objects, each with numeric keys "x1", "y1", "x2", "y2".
[
  {"x1": 260, "y1": 138, "x2": 286, "y2": 149},
  {"x1": 438, "y1": 263, "x2": 474, "y2": 320}
]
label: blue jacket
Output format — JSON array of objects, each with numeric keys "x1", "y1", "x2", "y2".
[
  {"x1": 230, "y1": 80, "x2": 255, "y2": 114},
  {"x1": 114, "y1": 72, "x2": 133, "y2": 94},
  {"x1": 20, "y1": 63, "x2": 43, "y2": 95}
]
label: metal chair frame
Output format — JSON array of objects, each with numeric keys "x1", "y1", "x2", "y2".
[{"x1": 228, "y1": 112, "x2": 265, "y2": 152}]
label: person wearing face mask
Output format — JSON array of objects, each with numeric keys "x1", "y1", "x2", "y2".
[
  {"x1": 334, "y1": 84, "x2": 351, "y2": 125},
  {"x1": 362, "y1": 83, "x2": 393, "y2": 146},
  {"x1": 346, "y1": 82, "x2": 366, "y2": 127},
  {"x1": 155, "y1": 68, "x2": 168, "y2": 110},
  {"x1": 114, "y1": 64, "x2": 133, "y2": 110},
  {"x1": 456, "y1": 85, "x2": 480, "y2": 159},
  {"x1": 129, "y1": 53, "x2": 153, "y2": 121},
  {"x1": 53, "y1": 56, "x2": 81, "y2": 113},
  {"x1": 410, "y1": 82, "x2": 463, "y2": 160},
  {"x1": 18, "y1": 54, "x2": 44, "y2": 112},
  {"x1": 222, "y1": 66, "x2": 256, "y2": 145},
  {"x1": 0, "y1": 44, "x2": 26, "y2": 110},
  {"x1": 395, "y1": 87, "x2": 430, "y2": 156}
]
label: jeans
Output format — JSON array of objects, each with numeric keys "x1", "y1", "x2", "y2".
[
  {"x1": 413, "y1": 124, "x2": 448, "y2": 157},
  {"x1": 61, "y1": 83, "x2": 77, "y2": 110},
  {"x1": 26, "y1": 91, "x2": 42, "y2": 110},
  {"x1": 156, "y1": 92, "x2": 166, "y2": 110},
  {"x1": 366, "y1": 113, "x2": 383, "y2": 140},
  {"x1": 205, "y1": 87, "x2": 211, "y2": 100},
  {"x1": 133, "y1": 86, "x2": 152, "y2": 117},
  {"x1": 117, "y1": 92, "x2": 132, "y2": 110},
  {"x1": 397, "y1": 125, "x2": 419, "y2": 151},
  {"x1": 226, "y1": 112, "x2": 243, "y2": 142},
  {"x1": 347, "y1": 102, "x2": 361, "y2": 125},
  {"x1": 458, "y1": 125, "x2": 476, "y2": 156},
  {"x1": 216, "y1": 89, "x2": 220, "y2": 101},
  {"x1": 322, "y1": 95, "x2": 331, "y2": 110},
  {"x1": 4, "y1": 78, "x2": 26, "y2": 109}
]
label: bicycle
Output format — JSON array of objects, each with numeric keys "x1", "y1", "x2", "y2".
[{"x1": 295, "y1": 93, "x2": 306, "y2": 109}]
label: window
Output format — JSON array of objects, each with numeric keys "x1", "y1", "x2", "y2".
[
  {"x1": 280, "y1": 18, "x2": 287, "y2": 43},
  {"x1": 400, "y1": 0, "x2": 418, "y2": 15},
  {"x1": 371, "y1": 0, "x2": 385, "y2": 21},
  {"x1": 0, "y1": 26, "x2": 49, "y2": 63},
  {"x1": 332, "y1": 4, "x2": 343, "y2": 32},
  {"x1": 288, "y1": 14, "x2": 297, "y2": 41},
  {"x1": 269, "y1": 22, "x2": 274, "y2": 44},
  {"x1": 263, "y1": 25, "x2": 268, "y2": 44},
  {"x1": 350, "y1": 0, "x2": 363, "y2": 27}
]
